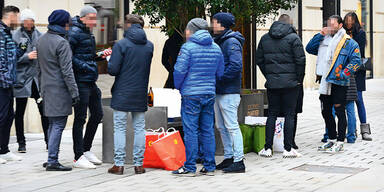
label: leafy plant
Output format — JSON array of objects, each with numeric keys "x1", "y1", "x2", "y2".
[{"x1": 132, "y1": 0, "x2": 297, "y2": 36}]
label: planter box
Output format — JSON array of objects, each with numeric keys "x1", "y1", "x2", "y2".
[
  {"x1": 101, "y1": 98, "x2": 168, "y2": 164},
  {"x1": 238, "y1": 90, "x2": 265, "y2": 124}
]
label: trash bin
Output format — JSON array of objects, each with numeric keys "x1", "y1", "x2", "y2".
[{"x1": 102, "y1": 98, "x2": 168, "y2": 164}]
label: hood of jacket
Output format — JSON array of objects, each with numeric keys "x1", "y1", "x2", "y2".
[
  {"x1": 268, "y1": 21, "x2": 296, "y2": 39},
  {"x1": 71, "y1": 16, "x2": 90, "y2": 33},
  {"x1": 124, "y1": 24, "x2": 147, "y2": 44},
  {"x1": 189, "y1": 30, "x2": 213, "y2": 46},
  {"x1": 215, "y1": 29, "x2": 245, "y2": 46}
]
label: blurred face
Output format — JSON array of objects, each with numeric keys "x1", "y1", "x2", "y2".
[
  {"x1": 329, "y1": 18, "x2": 343, "y2": 36},
  {"x1": 185, "y1": 29, "x2": 192, "y2": 40},
  {"x1": 345, "y1": 16, "x2": 354, "y2": 30},
  {"x1": 211, "y1": 19, "x2": 225, "y2": 35},
  {"x1": 80, "y1": 13, "x2": 97, "y2": 29},
  {"x1": 65, "y1": 23, "x2": 70, "y2": 31},
  {"x1": 4, "y1": 12, "x2": 20, "y2": 28},
  {"x1": 23, "y1": 19, "x2": 35, "y2": 31}
]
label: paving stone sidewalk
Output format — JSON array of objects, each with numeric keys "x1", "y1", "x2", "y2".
[{"x1": 1, "y1": 78, "x2": 384, "y2": 192}]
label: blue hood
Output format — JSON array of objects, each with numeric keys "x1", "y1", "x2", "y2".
[
  {"x1": 124, "y1": 24, "x2": 147, "y2": 45},
  {"x1": 189, "y1": 30, "x2": 213, "y2": 45},
  {"x1": 215, "y1": 29, "x2": 245, "y2": 46}
]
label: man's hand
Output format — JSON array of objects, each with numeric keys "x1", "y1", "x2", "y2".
[
  {"x1": 316, "y1": 75, "x2": 322, "y2": 84},
  {"x1": 102, "y1": 48, "x2": 112, "y2": 59},
  {"x1": 320, "y1": 27, "x2": 328, "y2": 36},
  {"x1": 28, "y1": 51, "x2": 38, "y2": 60}
]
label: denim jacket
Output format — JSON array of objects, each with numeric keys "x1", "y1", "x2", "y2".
[{"x1": 306, "y1": 33, "x2": 361, "y2": 86}]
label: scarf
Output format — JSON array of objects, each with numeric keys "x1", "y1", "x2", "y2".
[{"x1": 319, "y1": 28, "x2": 346, "y2": 95}]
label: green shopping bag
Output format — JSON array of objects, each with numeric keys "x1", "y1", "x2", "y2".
[
  {"x1": 240, "y1": 124, "x2": 254, "y2": 153},
  {"x1": 253, "y1": 125, "x2": 266, "y2": 153}
]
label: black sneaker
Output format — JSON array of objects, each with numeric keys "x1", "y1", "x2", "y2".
[
  {"x1": 43, "y1": 162, "x2": 47, "y2": 168},
  {"x1": 46, "y1": 163, "x2": 72, "y2": 171},
  {"x1": 18, "y1": 144, "x2": 26, "y2": 153},
  {"x1": 199, "y1": 167, "x2": 214, "y2": 176},
  {"x1": 172, "y1": 166, "x2": 196, "y2": 177},
  {"x1": 216, "y1": 157, "x2": 233, "y2": 170},
  {"x1": 223, "y1": 160, "x2": 245, "y2": 173}
]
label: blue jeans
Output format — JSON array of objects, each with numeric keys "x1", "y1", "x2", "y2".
[
  {"x1": 182, "y1": 95, "x2": 216, "y2": 172},
  {"x1": 113, "y1": 110, "x2": 145, "y2": 166},
  {"x1": 214, "y1": 94, "x2": 244, "y2": 162},
  {"x1": 356, "y1": 91, "x2": 367, "y2": 124},
  {"x1": 323, "y1": 101, "x2": 356, "y2": 142},
  {"x1": 346, "y1": 101, "x2": 357, "y2": 142},
  {"x1": 47, "y1": 116, "x2": 68, "y2": 164}
]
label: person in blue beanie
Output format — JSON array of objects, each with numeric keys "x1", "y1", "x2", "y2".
[
  {"x1": 211, "y1": 12, "x2": 246, "y2": 173},
  {"x1": 172, "y1": 18, "x2": 224, "y2": 177},
  {"x1": 37, "y1": 9, "x2": 79, "y2": 171}
]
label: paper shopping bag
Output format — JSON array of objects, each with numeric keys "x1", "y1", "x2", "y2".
[
  {"x1": 152, "y1": 130, "x2": 186, "y2": 171},
  {"x1": 143, "y1": 128, "x2": 166, "y2": 169}
]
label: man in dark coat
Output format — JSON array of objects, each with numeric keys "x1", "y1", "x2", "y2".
[
  {"x1": 37, "y1": 9, "x2": 79, "y2": 171},
  {"x1": 107, "y1": 14, "x2": 153, "y2": 175},
  {"x1": 161, "y1": 32, "x2": 183, "y2": 89},
  {"x1": 12, "y1": 8, "x2": 48, "y2": 153},
  {"x1": 256, "y1": 14, "x2": 306, "y2": 158},
  {"x1": 0, "y1": 5, "x2": 23, "y2": 164},
  {"x1": 211, "y1": 12, "x2": 246, "y2": 173},
  {"x1": 68, "y1": 5, "x2": 110, "y2": 169}
]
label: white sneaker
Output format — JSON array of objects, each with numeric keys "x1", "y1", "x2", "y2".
[
  {"x1": 318, "y1": 140, "x2": 336, "y2": 151},
  {"x1": 0, "y1": 157, "x2": 6, "y2": 164},
  {"x1": 84, "y1": 151, "x2": 102, "y2": 165},
  {"x1": 0, "y1": 152, "x2": 22, "y2": 161},
  {"x1": 73, "y1": 155, "x2": 96, "y2": 169},
  {"x1": 325, "y1": 142, "x2": 344, "y2": 153},
  {"x1": 258, "y1": 148, "x2": 272, "y2": 157},
  {"x1": 283, "y1": 149, "x2": 302, "y2": 158}
]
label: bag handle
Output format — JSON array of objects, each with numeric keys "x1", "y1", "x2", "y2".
[
  {"x1": 166, "y1": 127, "x2": 177, "y2": 133},
  {"x1": 147, "y1": 127, "x2": 165, "y2": 133}
]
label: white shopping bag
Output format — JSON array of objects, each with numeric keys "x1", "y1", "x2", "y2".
[
  {"x1": 152, "y1": 88, "x2": 181, "y2": 118},
  {"x1": 273, "y1": 118, "x2": 285, "y2": 152}
]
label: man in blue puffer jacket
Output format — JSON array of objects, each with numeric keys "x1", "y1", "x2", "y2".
[
  {"x1": 68, "y1": 6, "x2": 111, "y2": 169},
  {"x1": 211, "y1": 12, "x2": 246, "y2": 173},
  {"x1": 172, "y1": 18, "x2": 224, "y2": 176}
]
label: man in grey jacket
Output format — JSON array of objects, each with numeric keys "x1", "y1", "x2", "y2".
[
  {"x1": 37, "y1": 9, "x2": 79, "y2": 171},
  {"x1": 12, "y1": 9, "x2": 48, "y2": 153}
]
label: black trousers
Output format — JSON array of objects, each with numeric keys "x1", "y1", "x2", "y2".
[
  {"x1": 72, "y1": 82, "x2": 103, "y2": 160},
  {"x1": 265, "y1": 87, "x2": 299, "y2": 151},
  {"x1": 15, "y1": 81, "x2": 49, "y2": 145},
  {"x1": 320, "y1": 84, "x2": 347, "y2": 142},
  {"x1": 0, "y1": 88, "x2": 14, "y2": 154}
]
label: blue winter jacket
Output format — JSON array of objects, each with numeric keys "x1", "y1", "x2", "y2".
[
  {"x1": 68, "y1": 16, "x2": 99, "y2": 83},
  {"x1": 214, "y1": 30, "x2": 245, "y2": 94},
  {"x1": 0, "y1": 21, "x2": 24, "y2": 88},
  {"x1": 173, "y1": 30, "x2": 224, "y2": 96},
  {"x1": 306, "y1": 33, "x2": 361, "y2": 86}
]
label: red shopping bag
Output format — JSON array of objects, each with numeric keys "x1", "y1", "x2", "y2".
[
  {"x1": 152, "y1": 129, "x2": 186, "y2": 171},
  {"x1": 143, "y1": 128, "x2": 166, "y2": 169}
]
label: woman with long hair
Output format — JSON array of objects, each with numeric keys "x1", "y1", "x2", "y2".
[{"x1": 343, "y1": 12, "x2": 372, "y2": 141}]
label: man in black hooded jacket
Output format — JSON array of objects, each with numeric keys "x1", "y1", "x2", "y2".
[{"x1": 256, "y1": 14, "x2": 306, "y2": 158}]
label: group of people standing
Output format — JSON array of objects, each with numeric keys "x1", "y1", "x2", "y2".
[
  {"x1": 0, "y1": 4, "x2": 372, "y2": 177},
  {"x1": 0, "y1": 6, "x2": 110, "y2": 170},
  {"x1": 256, "y1": 12, "x2": 371, "y2": 159}
]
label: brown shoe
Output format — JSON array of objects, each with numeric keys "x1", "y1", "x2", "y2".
[
  {"x1": 108, "y1": 165, "x2": 124, "y2": 175},
  {"x1": 134, "y1": 166, "x2": 146, "y2": 174}
]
